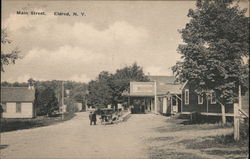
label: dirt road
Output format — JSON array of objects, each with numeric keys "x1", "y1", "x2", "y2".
[
  {"x1": 1, "y1": 112, "x2": 235, "y2": 159},
  {"x1": 1, "y1": 112, "x2": 147, "y2": 159}
]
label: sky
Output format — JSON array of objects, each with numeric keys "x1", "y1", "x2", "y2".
[{"x1": 1, "y1": 0, "x2": 249, "y2": 83}]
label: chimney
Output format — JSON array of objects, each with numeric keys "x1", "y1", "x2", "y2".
[{"x1": 28, "y1": 80, "x2": 35, "y2": 90}]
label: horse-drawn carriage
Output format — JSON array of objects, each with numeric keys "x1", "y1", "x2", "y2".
[{"x1": 96, "y1": 108, "x2": 122, "y2": 125}]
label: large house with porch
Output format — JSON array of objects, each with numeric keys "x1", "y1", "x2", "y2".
[
  {"x1": 181, "y1": 80, "x2": 249, "y2": 117},
  {"x1": 0, "y1": 87, "x2": 36, "y2": 118},
  {"x1": 125, "y1": 76, "x2": 249, "y2": 117},
  {"x1": 125, "y1": 76, "x2": 182, "y2": 114}
]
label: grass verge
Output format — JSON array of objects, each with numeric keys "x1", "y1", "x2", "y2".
[
  {"x1": 156, "y1": 116, "x2": 232, "y2": 133},
  {"x1": 151, "y1": 115, "x2": 248, "y2": 158},
  {"x1": 176, "y1": 133, "x2": 249, "y2": 157},
  {"x1": 148, "y1": 146, "x2": 206, "y2": 159},
  {"x1": 0, "y1": 112, "x2": 75, "y2": 133}
]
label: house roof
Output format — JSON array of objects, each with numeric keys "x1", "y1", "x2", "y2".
[
  {"x1": 148, "y1": 76, "x2": 182, "y2": 94},
  {"x1": 1, "y1": 87, "x2": 35, "y2": 102},
  {"x1": 147, "y1": 76, "x2": 176, "y2": 84}
]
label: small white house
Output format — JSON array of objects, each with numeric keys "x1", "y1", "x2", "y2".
[{"x1": 1, "y1": 87, "x2": 36, "y2": 118}]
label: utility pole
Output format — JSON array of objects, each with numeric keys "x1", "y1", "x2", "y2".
[
  {"x1": 61, "y1": 81, "x2": 64, "y2": 120},
  {"x1": 85, "y1": 90, "x2": 89, "y2": 111}
]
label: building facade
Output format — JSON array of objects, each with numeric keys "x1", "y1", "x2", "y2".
[
  {"x1": 1, "y1": 87, "x2": 36, "y2": 118},
  {"x1": 181, "y1": 81, "x2": 234, "y2": 116},
  {"x1": 126, "y1": 76, "x2": 182, "y2": 115}
]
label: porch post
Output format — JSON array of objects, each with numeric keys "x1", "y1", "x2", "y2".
[
  {"x1": 128, "y1": 96, "x2": 130, "y2": 110},
  {"x1": 170, "y1": 96, "x2": 173, "y2": 114},
  {"x1": 154, "y1": 81, "x2": 157, "y2": 114},
  {"x1": 181, "y1": 93, "x2": 183, "y2": 113},
  {"x1": 176, "y1": 94, "x2": 178, "y2": 113},
  {"x1": 221, "y1": 104, "x2": 226, "y2": 124}
]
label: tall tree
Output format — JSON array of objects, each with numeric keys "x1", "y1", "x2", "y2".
[
  {"x1": 87, "y1": 71, "x2": 114, "y2": 107},
  {"x1": 65, "y1": 82, "x2": 88, "y2": 102},
  {"x1": 111, "y1": 63, "x2": 149, "y2": 105},
  {"x1": 1, "y1": 29, "x2": 21, "y2": 72},
  {"x1": 172, "y1": 0, "x2": 249, "y2": 122},
  {"x1": 34, "y1": 87, "x2": 59, "y2": 116},
  {"x1": 87, "y1": 63, "x2": 149, "y2": 108}
]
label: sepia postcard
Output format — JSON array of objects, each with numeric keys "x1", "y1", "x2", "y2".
[{"x1": 1, "y1": 0, "x2": 249, "y2": 159}]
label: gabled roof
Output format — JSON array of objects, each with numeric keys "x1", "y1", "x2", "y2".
[
  {"x1": 147, "y1": 76, "x2": 176, "y2": 84},
  {"x1": 1, "y1": 87, "x2": 35, "y2": 102},
  {"x1": 148, "y1": 76, "x2": 182, "y2": 94}
]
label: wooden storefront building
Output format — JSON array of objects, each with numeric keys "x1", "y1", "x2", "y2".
[
  {"x1": 124, "y1": 76, "x2": 182, "y2": 115},
  {"x1": 180, "y1": 80, "x2": 249, "y2": 117}
]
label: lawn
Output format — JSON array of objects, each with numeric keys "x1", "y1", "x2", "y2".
[
  {"x1": 146, "y1": 114, "x2": 249, "y2": 159},
  {"x1": 178, "y1": 133, "x2": 249, "y2": 158},
  {"x1": 0, "y1": 112, "x2": 75, "y2": 132}
]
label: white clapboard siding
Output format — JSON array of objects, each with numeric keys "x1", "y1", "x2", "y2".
[{"x1": 3, "y1": 102, "x2": 33, "y2": 118}]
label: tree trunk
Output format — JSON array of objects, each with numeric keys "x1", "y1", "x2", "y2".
[
  {"x1": 234, "y1": 103, "x2": 240, "y2": 141},
  {"x1": 220, "y1": 103, "x2": 226, "y2": 124}
]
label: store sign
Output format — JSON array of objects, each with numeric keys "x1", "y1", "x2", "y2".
[{"x1": 130, "y1": 82, "x2": 155, "y2": 96}]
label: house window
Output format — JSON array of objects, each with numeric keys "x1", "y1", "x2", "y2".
[
  {"x1": 198, "y1": 95, "x2": 203, "y2": 104},
  {"x1": 184, "y1": 89, "x2": 189, "y2": 105},
  {"x1": 211, "y1": 92, "x2": 216, "y2": 104},
  {"x1": 16, "y1": 102, "x2": 21, "y2": 113},
  {"x1": 1, "y1": 103, "x2": 7, "y2": 112}
]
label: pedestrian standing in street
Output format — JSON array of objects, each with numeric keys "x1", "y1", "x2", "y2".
[
  {"x1": 89, "y1": 111, "x2": 97, "y2": 125},
  {"x1": 89, "y1": 111, "x2": 93, "y2": 125},
  {"x1": 91, "y1": 111, "x2": 97, "y2": 125}
]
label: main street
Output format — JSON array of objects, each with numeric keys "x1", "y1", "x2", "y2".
[
  {"x1": 1, "y1": 112, "x2": 234, "y2": 159},
  {"x1": 1, "y1": 112, "x2": 148, "y2": 159}
]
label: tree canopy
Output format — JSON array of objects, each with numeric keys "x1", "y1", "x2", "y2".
[
  {"x1": 172, "y1": 0, "x2": 249, "y2": 105},
  {"x1": 1, "y1": 29, "x2": 21, "y2": 72},
  {"x1": 34, "y1": 87, "x2": 59, "y2": 116},
  {"x1": 87, "y1": 63, "x2": 149, "y2": 108}
]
